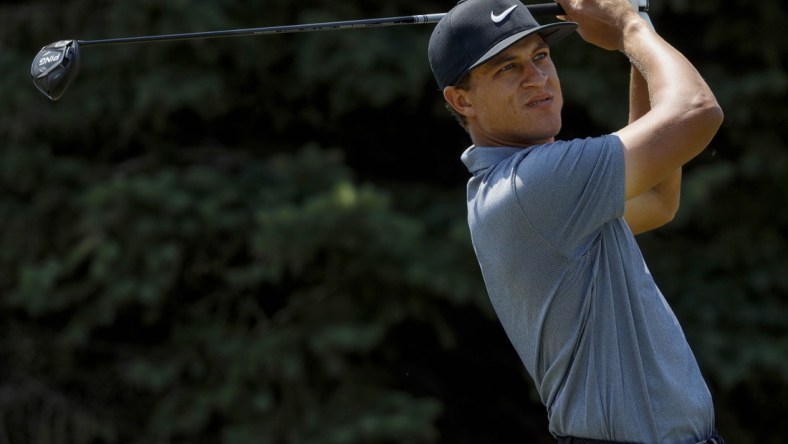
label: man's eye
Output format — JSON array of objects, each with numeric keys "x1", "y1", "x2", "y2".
[
  {"x1": 534, "y1": 52, "x2": 549, "y2": 61},
  {"x1": 500, "y1": 64, "x2": 515, "y2": 73}
]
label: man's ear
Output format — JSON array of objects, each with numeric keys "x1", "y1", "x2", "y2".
[{"x1": 443, "y1": 86, "x2": 475, "y2": 118}]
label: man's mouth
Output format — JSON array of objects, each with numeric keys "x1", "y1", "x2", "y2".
[{"x1": 527, "y1": 94, "x2": 552, "y2": 107}]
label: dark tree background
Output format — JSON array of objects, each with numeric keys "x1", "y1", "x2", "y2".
[{"x1": 1, "y1": 0, "x2": 786, "y2": 442}]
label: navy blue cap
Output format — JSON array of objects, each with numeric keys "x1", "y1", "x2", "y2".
[{"x1": 428, "y1": 0, "x2": 577, "y2": 89}]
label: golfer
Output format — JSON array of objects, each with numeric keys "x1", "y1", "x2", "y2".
[{"x1": 428, "y1": 0, "x2": 724, "y2": 442}]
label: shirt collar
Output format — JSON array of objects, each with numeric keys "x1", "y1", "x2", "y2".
[{"x1": 460, "y1": 145, "x2": 531, "y2": 175}]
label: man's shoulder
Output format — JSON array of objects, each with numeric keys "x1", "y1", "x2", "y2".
[{"x1": 462, "y1": 135, "x2": 620, "y2": 173}]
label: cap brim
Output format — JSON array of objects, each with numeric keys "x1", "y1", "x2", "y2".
[{"x1": 469, "y1": 22, "x2": 578, "y2": 71}]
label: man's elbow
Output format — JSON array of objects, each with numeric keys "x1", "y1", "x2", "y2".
[
  {"x1": 625, "y1": 190, "x2": 681, "y2": 235},
  {"x1": 691, "y1": 94, "x2": 725, "y2": 145},
  {"x1": 703, "y1": 98, "x2": 724, "y2": 131},
  {"x1": 633, "y1": 205, "x2": 678, "y2": 235},
  {"x1": 655, "y1": 194, "x2": 680, "y2": 229},
  {"x1": 662, "y1": 200, "x2": 680, "y2": 226}
]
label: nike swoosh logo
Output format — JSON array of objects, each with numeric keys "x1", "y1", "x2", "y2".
[{"x1": 491, "y1": 5, "x2": 518, "y2": 23}]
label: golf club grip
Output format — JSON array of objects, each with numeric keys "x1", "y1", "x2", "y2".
[
  {"x1": 528, "y1": 3, "x2": 566, "y2": 16},
  {"x1": 530, "y1": 0, "x2": 647, "y2": 15}
]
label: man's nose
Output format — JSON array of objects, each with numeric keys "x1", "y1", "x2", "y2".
[{"x1": 521, "y1": 63, "x2": 548, "y2": 88}]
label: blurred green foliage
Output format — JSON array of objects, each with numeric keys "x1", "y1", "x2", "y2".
[{"x1": 1, "y1": 0, "x2": 787, "y2": 443}]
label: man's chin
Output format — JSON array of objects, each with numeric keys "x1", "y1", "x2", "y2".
[{"x1": 530, "y1": 126, "x2": 561, "y2": 145}]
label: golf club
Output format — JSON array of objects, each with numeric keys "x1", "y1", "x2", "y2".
[{"x1": 31, "y1": 0, "x2": 649, "y2": 101}]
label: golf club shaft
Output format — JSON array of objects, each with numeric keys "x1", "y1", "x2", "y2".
[{"x1": 77, "y1": 3, "x2": 578, "y2": 47}]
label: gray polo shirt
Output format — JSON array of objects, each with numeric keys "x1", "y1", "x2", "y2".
[{"x1": 461, "y1": 135, "x2": 715, "y2": 443}]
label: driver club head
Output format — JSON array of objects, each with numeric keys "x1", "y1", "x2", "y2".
[{"x1": 31, "y1": 39, "x2": 81, "y2": 101}]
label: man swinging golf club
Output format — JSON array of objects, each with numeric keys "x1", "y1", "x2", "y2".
[{"x1": 428, "y1": 0, "x2": 724, "y2": 442}]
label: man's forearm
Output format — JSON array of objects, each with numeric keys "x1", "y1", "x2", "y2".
[
  {"x1": 624, "y1": 65, "x2": 682, "y2": 233},
  {"x1": 628, "y1": 64, "x2": 681, "y2": 189},
  {"x1": 629, "y1": 63, "x2": 682, "y2": 186},
  {"x1": 629, "y1": 65, "x2": 649, "y2": 124}
]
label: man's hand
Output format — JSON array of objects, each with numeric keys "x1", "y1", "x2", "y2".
[{"x1": 555, "y1": 0, "x2": 647, "y2": 51}]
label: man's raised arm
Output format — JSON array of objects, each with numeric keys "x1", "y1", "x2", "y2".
[{"x1": 556, "y1": 0, "x2": 723, "y2": 204}]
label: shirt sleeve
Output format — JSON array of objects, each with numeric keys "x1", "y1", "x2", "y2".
[{"x1": 514, "y1": 135, "x2": 626, "y2": 257}]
